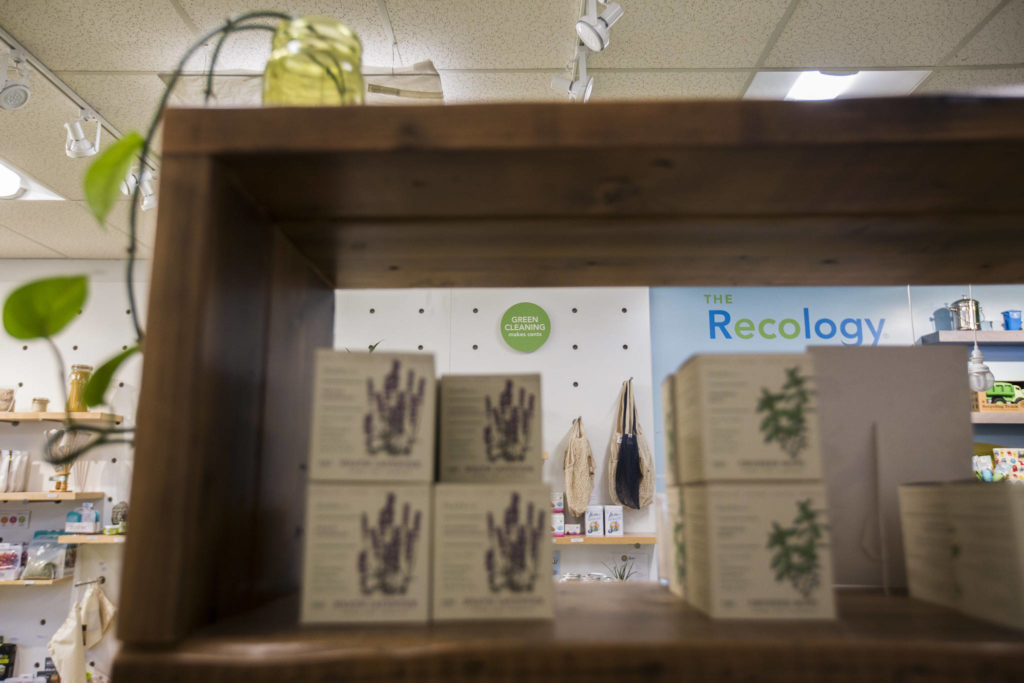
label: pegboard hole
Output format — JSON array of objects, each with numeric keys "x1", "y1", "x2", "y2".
[
  {"x1": 118, "y1": 382, "x2": 124, "y2": 388},
  {"x1": 472, "y1": 308, "x2": 478, "y2": 314},
  {"x1": 417, "y1": 345, "x2": 424, "y2": 351},
  {"x1": 72, "y1": 345, "x2": 78, "y2": 350},
  {"x1": 623, "y1": 344, "x2": 629, "y2": 350},
  {"x1": 111, "y1": 458, "x2": 118, "y2": 464},
  {"x1": 122, "y1": 345, "x2": 128, "y2": 350},
  {"x1": 472, "y1": 344, "x2": 478, "y2": 350},
  {"x1": 17, "y1": 382, "x2": 22, "y2": 387},
  {"x1": 34, "y1": 662, "x2": 40, "y2": 669},
  {"x1": 108, "y1": 497, "x2": 113, "y2": 502},
  {"x1": 571, "y1": 307, "x2": 578, "y2": 313},
  {"x1": 572, "y1": 344, "x2": 578, "y2": 350},
  {"x1": 125, "y1": 309, "x2": 131, "y2": 315},
  {"x1": 621, "y1": 307, "x2": 628, "y2": 313},
  {"x1": 418, "y1": 308, "x2": 424, "y2": 314},
  {"x1": 21, "y1": 345, "x2": 27, "y2": 350},
  {"x1": 572, "y1": 381, "x2": 579, "y2": 388},
  {"x1": 40, "y1": 619, "x2": 46, "y2": 625},
  {"x1": 90, "y1": 661, "x2": 96, "y2": 667},
  {"x1": 369, "y1": 308, "x2": 375, "y2": 314}
]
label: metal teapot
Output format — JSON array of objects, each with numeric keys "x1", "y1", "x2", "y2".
[{"x1": 949, "y1": 295, "x2": 982, "y2": 331}]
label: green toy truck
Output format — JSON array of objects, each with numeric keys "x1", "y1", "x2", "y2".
[{"x1": 986, "y1": 381, "x2": 1024, "y2": 404}]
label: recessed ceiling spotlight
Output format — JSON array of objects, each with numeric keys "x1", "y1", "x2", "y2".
[
  {"x1": 0, "y1": 49, "x2": 31, "y2": 111},
  {"x1": 64, "y1": 109, "x2": 102, "y2": 158},
  {"x1": 576, "y1": 0, "x2": 624, "y2": 53},
  {"x1": 785, "y1": 70, "x2": 860, "y2": 101},
  {"x1": 551, "y1": 46, "x2": 594, "y2": 103}
]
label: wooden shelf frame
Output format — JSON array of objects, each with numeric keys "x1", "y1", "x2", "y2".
[
  {"x1": 554, "y1": 535, "x2": 656, "y2": 545},
  {"x1": 117, "y1": 99, "x2": 1024, "y2": 680},
  {"x1": 921, "y1": 331, "x2": 1024, "y2": 345},
  {"x1": 60, "y1": 534, "x2": 127, "y2": 545},
  {"x1": 0, "y1": 491, "x2": 104, "y2": 503},
  {"x1": 0, "y1": 411, "x2": 123, "y2": 426},
  {"x1": 972, "y1": 412, "x2": 1024, "y2": 424},
  {"x1": 0, "y1": 577, "x2": 72, "y2": 586}
]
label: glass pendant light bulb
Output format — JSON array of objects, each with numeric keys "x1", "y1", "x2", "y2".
[{"x1": 967, "y1": 345, "x2": 995, "y2": 392}]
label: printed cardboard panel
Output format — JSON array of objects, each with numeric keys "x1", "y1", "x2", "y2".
[
  {"x1": 685, "y1": 482, "x2": 836, "y2": 619},
  {"x1": 439, "y1": 375, "x2": 543, "y2": 483},
  {"x1": 433, "y1": 483, "x2": 553, "y2": 620},
  {"x1": 660, "y1": 374, "x2": 681, "y2": 487},
  {"x1": 673, "y1": 354, "x2": 822, "y2": 484},
  {"x1": 665, "y1": 486, "x2": 686, "y2": 599},
  {"x1": 897, "y1": 484, "x2": 960, "y2": 610},
  {"x1": 301, "y1": 483, "x2": 431, "y2": 623},
  {"x1": 309, "y1": 351, "x2": 436, "y2": 482}
]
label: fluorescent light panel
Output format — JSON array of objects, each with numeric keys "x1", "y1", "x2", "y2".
[
  {"x1": 744, "y1": 70, "x2": 932, "y2": 101},
  {"x1": 0, "y1": 159, "x2": 20, "y2": 197},
  {"x1": 0, "y1": 156, "x2": 65, "y2": 201},
  {"x1": 786, "y1": 71, "x2": 859, "y2": 101}
]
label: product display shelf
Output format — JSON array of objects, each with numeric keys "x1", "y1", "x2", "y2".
[
  {"x1": 117, "y1": 98, "x2": 1024, "y2": 678},
  {"x1": 0, "y1": 411, "x2": 123, "y2": 426},
  {"x1": 112, "y1": 583, "x2": 1024, "y2": 683},
  {"x1": 554, "y1": 535, "x2": 656, "y2": 546},
  {"x1": 971, "y1": 412, "x2": 1024, "y2": 424},
  {"x1": 0, "y1": 491, "x2": 104, "y2": 503},
  {"x1": 920, "y1": 331, "x2": 1024, "y2": 345},
  {"x1": 0, "y1": 577, "x2": 72, "y2": 586},
  {"x1": 59, "y1": 534, "x2": 127, "y2": 545}
]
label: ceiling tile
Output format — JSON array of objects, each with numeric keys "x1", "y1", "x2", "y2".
[
  {"x1": 0, "y1": 223, "x2": 64, "y2": 258},
  {"x1": 914, "y1": 67, "x2": 1024, "y2": 96},
  {"x1": 590, "y1": 71, "x2": 750, "y2": 100},
  {"x1": 106, "y1": 201, "x2": 159, "y2": 248},
  {"x1": 588, "y1": 1, "x2": 792, "y2": 69},
  {"x1": 951, "y1": 0, "x2": 1024, "y2": 65},
  {"x1": 57, "y1": 72, "x2": 167, "y2": 140},
  {"x1": 175, "y1": 1, "x2": 394, "y2": 69},
  {"x1": 0, "y1": 0, "x2": 197, "y2": 71},
  {"x1": 387, "y1": 1, "x2": 579, "y2": 69},
  {"x1": 0, "y1": 201, "x2": 130, "y2": 258},
  {"x1": 439, "y1": 71, "x2": 564, "y2": 103},
  {"x1": 765, "y1": 0, "x2": 1003, "y2": 68}
]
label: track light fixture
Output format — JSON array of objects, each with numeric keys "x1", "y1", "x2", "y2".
[
  {"x1": 121, "y1": 166, "x2": 158, "y2": 211},
  {"x1": 64, "y1": 110, "x2": 102, "y2": 158},
  {"x1": 0, "y1": 49, "x2": 31, "y2": 111},
  {"x1": 576, "y1": 0, "x2": 623, "y2": 53},
  {"x1": 550, "y1": 46, "x2": 593, "y2": 103}
]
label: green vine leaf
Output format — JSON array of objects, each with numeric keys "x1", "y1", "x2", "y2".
[
  {"x1": 2, "y1": 276, "x2": 88, "y2": 340},
  {"x1": 84, "y1": 131, "x2": 144, "y2": 225},
  {"x1": 84, "y1": 345, "x2": 141, "y2": 407}
]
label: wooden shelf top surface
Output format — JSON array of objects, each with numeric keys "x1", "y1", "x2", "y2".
[
  {"x1": 972, "y1": 412, "x2": 1024, "y2": 424},
  {"x1": 60, "y1": 534, "x2": 126, "y2": 544},
  {"x1": 0, "y1": 491, "x2": 105, "y2": 502},
  {"x1": 922, "y1": 331, "x2": 1024, "y2": 345},
  {"x1": 113, "y1": 584, "x2": 1023, "y2": 682},
  {"x1": 0, "y1": 577, "x2": 72, "y2": 586},
  {"x1": 554, "y1": 534, "x2": 656, "y2": 545},
  {"x1": 0, "y1": 411, "x2": 123, "y2": 425}
]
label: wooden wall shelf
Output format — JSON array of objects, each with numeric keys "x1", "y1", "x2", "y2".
[
  {"x1": 117, "y1": 99, "x2": 1024, "y2": 680},
  {"x1": 0, "y1": 577, "x2": 72, "y2": 586},
  {"x1": 921, "y1": 331, "x2": 1024, "y2": 345},
  {"x1": 554, "y1": 535, "x2": 656, "y2": 546},
  {"x1": 0, "y1": 491, "x2": 104, "y2": 503},
  {"x1": 60, "y1": 535, "x2": 126, "y2": 545},
  {"x1": 972, "y1": 412, "x2": 1024, "y2": 424},
  {"x1": 0, "y1": 411, "x2": 123, "y2": 426}
]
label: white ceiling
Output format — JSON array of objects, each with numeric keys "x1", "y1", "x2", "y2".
[{"x1": 1, "y1": 0, "x2": 1023, "y2": 258}]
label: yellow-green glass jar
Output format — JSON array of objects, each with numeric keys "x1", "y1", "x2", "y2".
[{"x1": 263, "y1": 16, "x2": 364, "y2": 106}]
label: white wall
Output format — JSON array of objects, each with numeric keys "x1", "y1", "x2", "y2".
[
  {"x1": 0, "y1": 259, "x2": 145, "y2": 681},
  {"x1": 335, "y1": 287, "x2": 658, "y2": 579}
]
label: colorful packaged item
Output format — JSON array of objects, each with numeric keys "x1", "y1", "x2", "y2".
[
  {"x1": 65, "y1": 502, "x2": 101, "y2": 534},
  {"x1": 604, "y1": 505, "x2": 623, "y2": 536},
  {"x1": 551, "y1": 512, "x2": 565, "y2": 537},
  {"x1": 0, "y1": 542, "x2": 24, "y2": 580},
  {"x1": 585, "y1": 505, "x2": 604, "y2": 537}
]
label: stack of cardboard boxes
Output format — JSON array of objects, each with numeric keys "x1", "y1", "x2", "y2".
[{"x1": 662, "y1": 354, "x2": 836, "y2": 619}]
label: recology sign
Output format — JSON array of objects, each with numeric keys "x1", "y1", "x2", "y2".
[{"x1": 705, "y1": 295, "x2": 886, "y2": 346}]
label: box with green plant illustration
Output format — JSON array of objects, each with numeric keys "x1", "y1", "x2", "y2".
[
  {"x1": 661, "y1": 373, "x2": 682, "y2": 486},
  {"x1": 433, "y1": 483, "x2": 553, "y2": 620},
  {"x1": 672, "y1": 354, "x2": 822, "y2": 484},
  {"x1": 684, "y1": 482, "x2": 835, "y2": 619},
  {"x1": 301, "y1": 482, "x2": 432, "y2": 624},
  {"x1": 438, "y1": 375, "x2": 543, "y2": 483},
  {"x1": 665, "y1": 486, "x2": 686, "y2": 599},
  {"x1": 309, "y1": 351, "x2": 436, "y2": 483}
]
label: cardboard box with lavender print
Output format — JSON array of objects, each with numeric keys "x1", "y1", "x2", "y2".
[
  {"x1": 302, "y1": 482, "x2": 431, "y2": 623},
  {"x1": 672, "y1": 354, "x2": 822, "y2": 484},
  {"x1": 684, "y1": 482, "x2": 835, "y2": 619},
  {"x1": 438, "y1": 375, "x2": 543, "y2": 483},
  {"x1": 433, "y1": 483, "x2": 553, "y2": 620},
  {"x1": 309, "y1": 351, "x2": 436, "y2": 482}
]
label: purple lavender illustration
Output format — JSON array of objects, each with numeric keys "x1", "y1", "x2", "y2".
[
  {"x1": 364, "y1": 360, "x2": 427, "y2": 456},
  {"x1": 483, "y1": 380, "x2": 536, "y2": 462},
  {"x1": 485, "y1": 492, "x2": 545, "y2": 593},
  {"x1": 358, "y1": 492, "x2": 422, "y2": 596}
]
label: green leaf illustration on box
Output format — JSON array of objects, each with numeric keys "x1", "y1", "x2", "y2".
[
  {"x1": 364, "y1": 360, "x2": 427, "y2": 456},
  {"x1": 485, "y1": 493, "x2": 544, "y2": 593},
  {"x1": 756, "y1": 366, "x2": 813, "y2": 459},
  {"x1": 674, "y1": 520, "x2": 686, "y2": 584},
  {"x1": 358, "y1": 492, "x2": 422, "y2": 596},
  {"x1": 766, "y1": 499, "x2": 824, "y2": 599},
  {"x1": 483, "y1": 380, "x2": 536, "y2": 462}
]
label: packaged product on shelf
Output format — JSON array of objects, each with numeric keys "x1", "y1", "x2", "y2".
[
  {"x1": 565, "y1": 523, "x2": 581, "y2": 536},
  {"x1": 308, "y1": 351, "x2": 436, "y2": 483},
  {"x1": 684, "y1": 482, "x2": 835, "y2": 619},
  {"x1": 64, "y1": 502, "x2": 101, "y2": 534},
  {"x1": 551, "y1": 490, "x2": 564, "y2": 512},
  {"x1": 0, "y1": 639, "x2": 16, "y2": 679},
  {"x1": 585, "y1": 505, "x2": 604, "y2": 537},
  {"x1": 433, "y1": 483, "x2": 553, "y2": 620},
  {"x1": 664, "y1": 487, "x2": 685, "y2": 599},
  {"x1": 301, "y1": 482, "x2": 431, "y2": 624},
  {"x1": 672, "y1": 354, "x2": 822, "y2": 483},
  {"x1": 21, "y1": 531, "x2": 75, "y2": 580},
  {"x1": 0, "y1": 451, "x2": 9, "y2": 492},
  {"x1": 0, "y1": 542, "x2": 25, "y2": 580},
  {"x1": 551, "y1": 512, "x2": 565, "y2": 537},
  {"x1": 438, "y1": 375, "x2": 543, "y2": 483},
  {"x1": 6, "y1": 451, "x2": 29, "y2": 493},
  {"x1": 604, "y1": 505, "x2": 623, "y2": 537},
  {"x1": 660, "y1": 374, "x2": 681, "y2": 486}
]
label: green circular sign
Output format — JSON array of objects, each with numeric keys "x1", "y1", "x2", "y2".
[{"x1": 501, "y1": 302, "x2": 551, "y2": 352}]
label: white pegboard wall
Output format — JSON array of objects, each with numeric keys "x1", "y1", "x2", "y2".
[
  {"x1": 0, "y1": 259, "x2": 144, "y2": 679},
  {"x1": 335, "y1": 287, "x2": 657, "y2": 538}
]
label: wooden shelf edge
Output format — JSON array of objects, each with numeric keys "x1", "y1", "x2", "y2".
[
  {"x1": 60, "y1": 534, "x2": 127, "y2": 544},
  {"x1": 0, "y1": 411, "x2": 123, "y2": 425},
  {"x1": 0, "y1": 491, "x2": 105, "y2": 502},
  {"x1": 554, "y1": 535, "x2": 656, "y2": 545},
  {"x1": 0, "y1": 576, "x2": 72, "y2": 586},
  {"x1": 971, "y1": 412, "x2": 1024, "y2": 424},
  {"x1": 921, "y1": 331, "x2": 1024, "y2": 345}
]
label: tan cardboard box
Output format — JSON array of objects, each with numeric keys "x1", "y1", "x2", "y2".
[
  {"x1": 309, "y1": 351, "x2": 436, "y2": 482},
  {"x1": 660, "y1": 373, "x2": 681, "y2": 487},
  {"x1": 665, "y1": 486, "x2": 686, "y2": 599},
  {"x1": 684, "y1": 482, "x2": 836, "y2": 619},
  {"x1": 301, "y1": 483, "x2": 431, "y2": 624},
  {"x1": 897, "y1": 483, "x2": 960, "y2": 610},
  {"x1": 673, "y1": 354, "x2": 822, "y2": 484},
  {"x1": 433, "y1": 483, "x2": 553, "y2": 620},
  {"x1": 439, "y1": 375, "x2": 543, "y2": 483}
]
